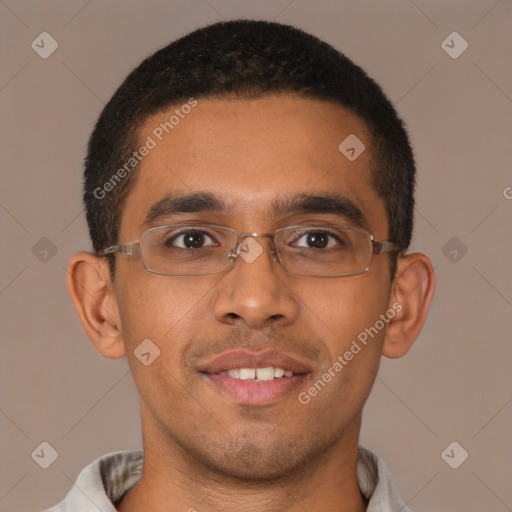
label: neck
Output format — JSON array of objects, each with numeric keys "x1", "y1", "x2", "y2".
[{"x1": 117, "y1": 415, "x2": 367, "y2": 512}]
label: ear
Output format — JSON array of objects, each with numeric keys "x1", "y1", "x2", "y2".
[
  {"x1": 382, "y1": 252, "x2": 436, "y2": 359},
  {"x1": 66, "y1": 251, "x2": 126, "y2": 359}
]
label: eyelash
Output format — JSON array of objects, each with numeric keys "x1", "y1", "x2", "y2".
[
  {"x1": 165, "y1": 230, "x2": 219, "y2": 248},
  {"x1": 291, "y1": 231, "x2": 345, "y2": 249}
]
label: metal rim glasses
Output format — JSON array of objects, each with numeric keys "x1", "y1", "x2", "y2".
[{"x1": 101, "y1": 224, "x2": 400, "y2": 278}]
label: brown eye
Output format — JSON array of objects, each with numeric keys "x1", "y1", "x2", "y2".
[
  {"x1": 292, "y1": 230, "x2": 340, "y2": 249},
  {"x1": 305, "y1": 232, "x2": 329, "y2": 249},
  {"x1": 166, "y1": 230, "x2": 217, "y2": 249},
  {"x1": 182, "y1": 231, "x2": 206, "y2": 248}
]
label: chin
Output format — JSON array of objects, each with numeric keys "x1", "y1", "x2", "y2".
[{"x1": 186, "y1": 430, "x2": 328, "y2": 482}]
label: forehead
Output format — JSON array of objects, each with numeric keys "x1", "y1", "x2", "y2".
[{"x1": 119, "y1": 95, "x2": 387, "y2": 236}]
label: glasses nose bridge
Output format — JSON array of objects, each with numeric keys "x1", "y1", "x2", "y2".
[{"x1": 230, "y1": 232, "x2": 278, "y2": 261}]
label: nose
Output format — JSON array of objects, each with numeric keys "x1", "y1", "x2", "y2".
[{"x1": 213, "y1": 236, "x2": 300, "y2": 330}]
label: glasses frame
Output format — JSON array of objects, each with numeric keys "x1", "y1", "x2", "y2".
[{"x1": 101, "y1": 224, "x2": 400, "y2": 278}]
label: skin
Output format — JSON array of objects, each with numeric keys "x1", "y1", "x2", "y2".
[{"x1": 68, "y1": 95, "x2": 435, "y2": 512}]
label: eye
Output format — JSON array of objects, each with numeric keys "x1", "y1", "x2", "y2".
[
  {"x1": 292, "y1": 230, "x2": 342, "y2": 249},
  {"x1": 166, "y1": 230, "x2": 219, "y2": 249}
]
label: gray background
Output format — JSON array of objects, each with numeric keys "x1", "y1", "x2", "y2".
[{"x1": 1, "y1": 1, "x2": 511, "y2": 511}]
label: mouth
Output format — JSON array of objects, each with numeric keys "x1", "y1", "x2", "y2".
[
  {"x1": 199, "y1": 350, "x2": 310, "y2": 406},
  {"x1": 219, "y1": 366, "x2": 295, "y2": 380}
]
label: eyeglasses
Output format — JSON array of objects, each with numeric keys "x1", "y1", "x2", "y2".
[{"x1": 101, "y1": 224, "x2": 399, "y2": 278}]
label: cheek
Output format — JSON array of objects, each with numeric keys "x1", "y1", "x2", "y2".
[
  {"x1": 113, "y1": 271, "x2": 213, "y2": 407},
  {"x1": 303, "y1": 273, "x2": 391, "y2": 351},
  {"x1": 114, "y1": 267, "x2": 213, "y2": 354},
  {"x1": 297, "y1": 278, "x2": 390, "y2": 424}
]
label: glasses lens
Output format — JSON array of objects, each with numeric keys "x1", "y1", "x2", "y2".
[
  {"x1": 138, "y1": 224, "x2": 373, "y2": 277},
  {"x1": 141, "y1": 225, "x2": 236, "y2": 276},
  {"x1": 275, "y1": 226, "x2": 373, "y2": 277}
]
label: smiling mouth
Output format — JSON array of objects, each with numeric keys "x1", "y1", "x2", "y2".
[
  {"x1": 199, "y1": 350, "x2": 310, "y2": 405},
  {"x1": 204, "y1": 371, "x2": 307, "y2": 406},
  {"x1": 218, "y1": 366, "x2": 295, "y2": 381},
  {"x1": 198, "y1": 350, "x2": 310, "y2": 405}
]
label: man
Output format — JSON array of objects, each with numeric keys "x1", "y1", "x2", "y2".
[{"x1": 47, "y1": 19, "x2": 435, "y2": 512}]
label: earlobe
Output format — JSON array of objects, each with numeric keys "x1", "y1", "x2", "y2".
[
  {"x1": 66, "y1": 251, "x2": 126, "y2": 360},
  {"x1": 382, "y1": 253, "x2": 436, "y2": 359}
]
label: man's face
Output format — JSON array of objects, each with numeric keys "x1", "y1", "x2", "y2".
[{"x1": 114, "y1": 95, "x2": 393, "y2": 479}]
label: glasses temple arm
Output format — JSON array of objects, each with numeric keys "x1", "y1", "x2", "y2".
[
  {"x1": 373, "y1": 241, "x2": 400, "y2": 254},
  {"x1": 102, "y1": 243, "x2": 141, "y2": 256}
]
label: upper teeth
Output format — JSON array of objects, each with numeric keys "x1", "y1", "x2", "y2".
[{"x1": 220, "y1": 367, "x2": 294, "y2": 381}]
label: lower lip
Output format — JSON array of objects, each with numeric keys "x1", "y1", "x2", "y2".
[{"x1": 205, "y1": 373, "x2": 307, "y2": 406}]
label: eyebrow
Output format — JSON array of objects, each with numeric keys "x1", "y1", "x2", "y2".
[
  {"x1": 143, "y1": 192, "x2": 227, "y2": 226},
  {"x1": 142, "y1": 191, "x2": 366, "y2": 228},
  {"x1": 272, "y1": 193, "x2": 367, "y2": 228}
]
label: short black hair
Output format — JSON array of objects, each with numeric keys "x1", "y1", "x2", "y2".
[{"x1": 84, "y1": 19, "x2": 415, "y2": 277}]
